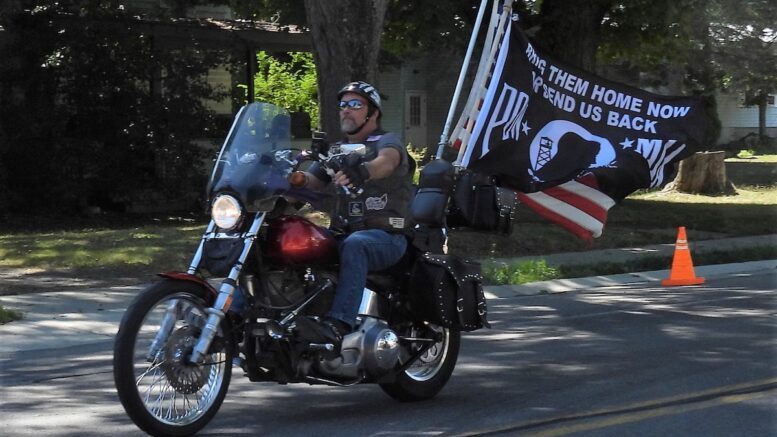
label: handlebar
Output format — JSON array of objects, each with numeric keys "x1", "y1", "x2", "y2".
[
  {"x1": 320, "y1": 153, "x2": 365, "y2": 198},
  {"x1": 290, "y1": 140, "x2": 365, "y2": 198}
]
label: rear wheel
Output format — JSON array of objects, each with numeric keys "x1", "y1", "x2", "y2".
[
  {"x1": 379, "y1": 324, "x2": 460, "y2": 402},
  {"x1": 113, "y1": 280, "x2": 234, "y2": 436}
]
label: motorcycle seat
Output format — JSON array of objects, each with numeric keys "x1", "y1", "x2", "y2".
[
  {"x1": 366, "y1": 241, "x2": 416, "y2": 292},
  {"x1": 366, "y1": 271, "x2": 397, "y2": 293}
]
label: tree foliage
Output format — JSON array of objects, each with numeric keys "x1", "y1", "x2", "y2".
[
  {"x1": 531, "y1": 0, "x2": 615, "y2": 71},
  {"x1": 599, "y1": 0, "x2": 775, "y2": 144},
  {"x1": 250, "y1": 51, "x2": 319, "y2": 126},
  {"x1": 602, "y1": 0, "x2": 775, "y2": 92},
  {"x1": 0, "y1": 2, "x2": 226, "y2": 213},
  {"x1": 381, "y1": 1, "x2": 478, "y2": 58},
  {"x1": 2, "y1": 0, "x2": 770, "y2": 215},
  {"x1": 709, "y1": 0, "x2": 777, "y2": 141}
]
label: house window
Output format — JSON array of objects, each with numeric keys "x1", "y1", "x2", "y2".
[{"x1": 409, "y1": 95, "x2": 421, "y2": 126}]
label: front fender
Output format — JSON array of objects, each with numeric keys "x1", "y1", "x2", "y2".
[{"x1": 157, "y1": 271, "x2": 218, "y2": 298}]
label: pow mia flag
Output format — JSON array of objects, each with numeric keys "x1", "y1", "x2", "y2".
[{"x1": 461, "y1": 21, "x2": 710, "y2": 204}]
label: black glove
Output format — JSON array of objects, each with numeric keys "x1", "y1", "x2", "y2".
[{"x1": 342, "y1": 153, "x2": 371, "y2": 186}]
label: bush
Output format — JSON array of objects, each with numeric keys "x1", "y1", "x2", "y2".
[{"x1": 0, "y1": 4, "x2": 226, "y2": 213}]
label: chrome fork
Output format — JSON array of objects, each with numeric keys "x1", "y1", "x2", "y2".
[
  {"x1": 146, "y1": 299, "x2": 181, "y2": 361},
  {"x1": 144, "y1": 221, "x2": 217, "y2": 362},
  {"x1": 189, "y1": 213, "x2": 266, "y2": 364}
]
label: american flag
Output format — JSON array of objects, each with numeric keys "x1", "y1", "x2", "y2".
[{"x1": 517, "y1": 174, "x2": 615, "y2": 242}]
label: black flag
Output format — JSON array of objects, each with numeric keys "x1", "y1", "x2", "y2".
[
  {"x1": 462, "y1": 20, "x2": 710, "y2": 200},
  {"x1": 459, "y1": 20, "x2": 710, "y2": 240}
]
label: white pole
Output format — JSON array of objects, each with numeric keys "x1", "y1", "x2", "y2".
[
  {"x1": 448, "y1": 0, "x2": 499, "y2": 153},
  {"x1": 450, "y1": 2, "x2": 504, "y2": 164},
  {"x1": 455, "y1": 2, "x2": 513, "y2": 165},
  {"x1": 436, "y1": 0, "x2": 491, "y2": 160}
]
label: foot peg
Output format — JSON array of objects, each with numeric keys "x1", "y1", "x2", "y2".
[{"x1": 308, "y1": 343, "x2": 335, "y2": 352}]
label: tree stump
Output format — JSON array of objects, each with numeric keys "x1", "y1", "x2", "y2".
[{"x1": 663, "y1": 151, "x2": 737, "y2": 195}]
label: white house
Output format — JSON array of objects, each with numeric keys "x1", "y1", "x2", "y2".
[{"x1": 715, "y1": 91, "x2": 777, "y2": 142}]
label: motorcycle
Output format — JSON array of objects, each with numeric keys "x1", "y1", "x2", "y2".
[{"x1": 113, "y1": 102, "x2": 487, "y2": 436}]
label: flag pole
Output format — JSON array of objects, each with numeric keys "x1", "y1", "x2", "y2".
[
  {"x1": 435, "y1": 0, "x2": 490, "y2": 160},
  {"x1": 448, "y1": 0, "x2": 499, "y2": 160},
  {"x1": 454, "y1": 3, "x2": 512, "y2": 165}
]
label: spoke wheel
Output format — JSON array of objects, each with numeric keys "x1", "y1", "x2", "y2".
[
  {"x1": 380, "y1": 323, "x2": 460, "y2": 402},
  {"x1": 114, "y1": 280, "x2": 233, "y2": 436}
]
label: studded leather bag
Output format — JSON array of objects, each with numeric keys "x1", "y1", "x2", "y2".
[{"x1": 408, "y1": 253, "x2": 489, "y2": 331}]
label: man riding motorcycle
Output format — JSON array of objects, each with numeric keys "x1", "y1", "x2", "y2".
[
  {"x1": 294, "y1": 81, "x2": 414, "y2": 346},
  {"x1": 113, "y1": 83, "x2": 488, "y2": 437}
]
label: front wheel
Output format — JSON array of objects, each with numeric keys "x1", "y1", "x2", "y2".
[
  {"x1": 380, "y1": 324, "x2": 460, "y2": 402},
  {"x1": 113, "y1": 280, "x2": 234, "y2": 436}
]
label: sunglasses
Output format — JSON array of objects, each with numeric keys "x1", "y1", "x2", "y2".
[{"x1": 338, "y1": 99, "x2": 365, "y2": 110}]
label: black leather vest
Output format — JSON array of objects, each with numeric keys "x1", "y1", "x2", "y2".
[{"x1": 331, "y1": 131, "x2": 413, "y2": 233}]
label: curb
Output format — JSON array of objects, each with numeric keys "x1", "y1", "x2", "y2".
[
  {"x1": 1, "y1": 260, "x2": 775, "y2": 355},
  {"x1": 483, "y1": 234, "x2": 777, "y2": 268},
  {"x1": 483, "y1": 259, "x2": 777, "y2": 299}
]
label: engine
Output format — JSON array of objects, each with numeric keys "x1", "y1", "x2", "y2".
[
  {"x1": 244, "y1": 260, "x2": 400, "y2": 381},
  {"x1": 243, "y1": 267, "x2": 335, "y2": 317},
  {"x1": 315, "y1": 317, "x2": 400, "y2": 380}
]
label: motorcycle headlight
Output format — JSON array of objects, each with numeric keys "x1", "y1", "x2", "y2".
[{"x1": 211, "y1": 194, "x2": 242, "y2": 230}]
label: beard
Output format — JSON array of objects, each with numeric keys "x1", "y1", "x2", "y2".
[{"x1": 340, "y1": 117, "x2": 360, "y2": 134}]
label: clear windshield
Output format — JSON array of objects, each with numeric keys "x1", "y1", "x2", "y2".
[{"x1": 208, "y1": 102, "x2": 296, "y2": 210}]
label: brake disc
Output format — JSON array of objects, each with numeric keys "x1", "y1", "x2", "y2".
[{"x1": 161, "y1": 327, "x2": 209, "y2": 394}]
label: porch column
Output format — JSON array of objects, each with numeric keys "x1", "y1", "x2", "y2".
[{"x1": 246, "y1": 46, "x2": 256, "y2": 103}]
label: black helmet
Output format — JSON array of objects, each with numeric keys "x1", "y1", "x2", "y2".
[{"x1": 337, "y1": 81, "x2": 381, "y2": 110}]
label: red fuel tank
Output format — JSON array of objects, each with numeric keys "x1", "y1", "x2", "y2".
[{"x1": 266, "y1": 216, "x2": 338, "y2": 265}]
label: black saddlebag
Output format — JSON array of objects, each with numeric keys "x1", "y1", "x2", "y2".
[
  {"x1": 409, "y1": 159, "x2": 456, "y2": 228},
  {"x1": 447, "y1": 171, "x2": 517, "y2": 233},
  {"x1": 409, "y1": 253, "x2": 489, "y2": 331}
]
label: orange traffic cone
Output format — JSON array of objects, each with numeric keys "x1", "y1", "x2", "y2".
[{"x1": 661, "y1": 226, "x2": 705, "y2": 286}]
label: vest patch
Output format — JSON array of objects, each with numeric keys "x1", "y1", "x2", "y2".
[
  {"x1": 389, "y1": 217, "x2": 405, "y2": 228},
  {"x1": 365, "y1": 194, "x2": 388, "y2": 210},
  {"x1": 349, "y1": 201, "x2": 364, "y2": 216}
]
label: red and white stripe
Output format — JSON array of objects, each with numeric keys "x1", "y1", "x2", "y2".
[{"x1": 516, "y1": 174, "x2": 615, "y2": 242}]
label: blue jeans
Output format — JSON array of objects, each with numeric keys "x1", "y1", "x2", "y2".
[
  {"x1": 229, "y1": 229, "x2": 407, "y2": 327},
  {"x1": 328, "y1": 229, "x2": 407, "y2": 328}
]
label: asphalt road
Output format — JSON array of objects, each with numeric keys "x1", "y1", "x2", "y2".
[{"x1": 1, "y1": 271, "x2": 775, "y2": 436}]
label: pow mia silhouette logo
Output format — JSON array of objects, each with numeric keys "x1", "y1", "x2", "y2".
[{"x1": 348, "y1": 201, "x2": 364, "y2": 216}]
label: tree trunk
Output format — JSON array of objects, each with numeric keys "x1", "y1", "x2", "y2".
[
  {"x1": 663, "y1": 151, "x2": 736, "y2": 195},
  {"x1": 535, "y1": 0, "x2": 615, "y2": 70},
  {"x1": 303, "y1": 0, "x2": 389, "y2": 138},
  {"x1": 758, "y1": 98, "x2": 767, "y2": 139}
]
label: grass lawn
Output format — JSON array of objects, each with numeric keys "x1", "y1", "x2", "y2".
[
  {"x1": 0, "y1": 220, "x2": 205, "y2": 277},
  {"x1": 448, "y1": 185, "x2": 777, "y2": 258},
  {"x1": 483, "y1": 245, "x2": 777, "y2": 285},
  {"x1": 0, "y1": 305, "x2": 23, "y2": 324},
  {"x1": 1, "y1": 183, "x2": 775, "y2": 281},
  {"x1": 0, "y1": 187, "x2": 777, "y2": 272},
  {"x1": 726, "y1": 154, "x2": 777, "y2": 163}
]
